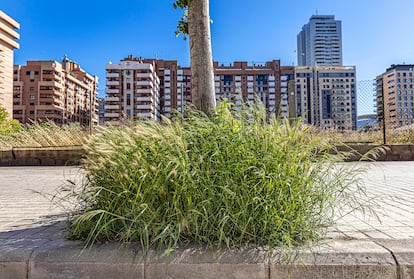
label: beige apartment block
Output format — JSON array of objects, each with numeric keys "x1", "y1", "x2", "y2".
[
  {"x1": 146, "y1": 59, "x2": 191, "y2": 118},
  {"x1": 13, "y1": 58, "x2": 98, "y2": 126},
  {"x1": 280, "y1": 66, "x2": 295, "y2": 118},
  {"x1": 0, "y1": 10, "x2": 19, "y2": 118},
  {"x1": 103, "y1": 57, "x2": 298, "y2": 124},
  {"x1": 376, "y1": 64, "x2": 414, "y2": 129},
  {"x1": 158, "y1": 59, "x2": 292, "y2": 119},
  {"x1": 105, "y1": 55, "x2": 160, "y2": 124},
  {"x1": 295, "y1": 66, "x2": 357, "y2": 130},
  {"x1": 213, "y1": 60, "x2": 283, "y2": 116}
]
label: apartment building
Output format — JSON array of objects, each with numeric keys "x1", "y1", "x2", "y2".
[
  {"x1": 106, "y1": 57, "x2": 366, "y2": 126},
  {"x1": 375, "y1": 64, "x2": 414, "y2": 129},
  {"x1": 280, "y1": 66, "x2": 295, "y2": 118},
  {"x1": 297, "y1": 15, "x2": 342, "y2": 66},
  {"x1": 13, "y1": 58, "x2": 98, "y2": 126},
  {"x1": 0, "y1": 10, "x2": 19, "y2": 118},
  {"x1": 97, "y1": 97, "x2": 105, "y2": 125},
  {"x1": 144, "y1": 59, "x2": 191, "y2": 118},
  {"x1": 104, "y1": 56, "x2": 160, "y2": 124},
  {"x1": 213, "y1": 60, "x2": 283, "y2": 116},
  {"x1": 103, "y1": 57, "x2": 299, "y2": 124},
  {"x1": 294, "y1": 66, "x2": 357, "y2": 130}
]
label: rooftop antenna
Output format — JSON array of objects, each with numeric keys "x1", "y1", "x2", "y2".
[{"x1": 315, "y1": 9, "x2": 318, "y2": 15}]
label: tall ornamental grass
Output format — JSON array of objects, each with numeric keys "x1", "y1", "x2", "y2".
[
  {"x1": 69, "y1": 102, "x2": 368, "y2": 250},
  {"x1": 0, "y1": 122, "x2": 87, "y2": 150}
]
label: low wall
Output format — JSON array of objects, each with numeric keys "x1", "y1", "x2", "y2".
[
  {"x1": 0, "y1": 145, "x2": 413, "y2": 166},
  {"x1": 336, "y1": 144, "x2": 414, "y2": 161},
  {"x1": 0, "y1": 147, "x2": 84, "y2": 166}
]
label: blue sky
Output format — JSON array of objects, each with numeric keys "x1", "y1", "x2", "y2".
[{"x1": 3, "y1": 0, "x2": 414, "y2": 110}]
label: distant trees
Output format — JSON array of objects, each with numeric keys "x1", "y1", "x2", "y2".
[
  {"x1": 0, "y1": 106, "x2": 20, "y2": 135},
  {"x1": 174, "y1": 0, "x2": 216, "y2": 115}
]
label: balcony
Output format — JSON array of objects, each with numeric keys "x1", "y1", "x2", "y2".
[
  {"x1": 37, "y1": 104, "x2": 64, "y2": 110},
  {"x1": 106, "y1": 81, "x2": 119, "y2": 86},
  {"x1": 136, "y1": 96, "x2": 153, "y2": 102},
  {"x1": 136, "y1": 104, "x2": 153, "y2": 110},
  {"x1": 105, "y1": 97, "x2": 120, "y2": 102},
  {"x1": 106, "y1": 72, "x2": 120, "y2": 78},
  {"x1": 42, "y1": 76, "x2": 61, "y2": 84},
  {"x1": 39, "y1": 97, "x2": 64, "y2": 106},
  {"x1": 137, "y1": 80, "x2": 154, "y2": 87},
  {"x1": 136, "y1": 112, "x2": 152, "y2": 117},
  {"x1": 104, "y1": 113, "x2": 120, "y2": 118},
  {"x1": 106, "y1": 89, "x2": 119, "y2": 94},
  {"x1": 39, "y1": 80, "x2": 63, "y2": 88},
  {"x1": 137, "y1": 88, "x2": 152, "y2": 94},
  {"x1": 104, "y1": 105, "x2": 120, "y2": 110},
  {"x1": 137, "y1": 73, "x2": 153, "y2": 79}
]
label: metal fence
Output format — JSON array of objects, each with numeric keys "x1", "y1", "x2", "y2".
[{"x1": 356, "y1": 79, "x2": 413, "y2": 144}]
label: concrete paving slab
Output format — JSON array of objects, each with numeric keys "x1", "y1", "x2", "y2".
[
  {"x1": 375, "y1": 239, "x2": 414, "y2": 279},
  {"x1": 145, "y1": 246, "x2": 268, "y2": 279},
  {"x1": 30, "y1": 242, "x2": 145, "y2": 279},
  {"x1": 269, "y1": 240, "x2": 397, "y2": 279}
]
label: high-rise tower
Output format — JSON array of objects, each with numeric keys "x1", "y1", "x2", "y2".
[
  {"x1": 297, "y1": 15, "x2": 342, "y2": 66},
  {"x1": 0, "y1": 10, "x2": 19, "y2": 118}
]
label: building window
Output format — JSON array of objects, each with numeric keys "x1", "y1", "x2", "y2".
[
  {"x1": 223, "y1": 75, "x2": 233, "y2": 86},
  {"x1": 126, "y1": 93, "x2": 131, "y2": 106},
  {"x1": 29, "y1": 87, "x2": 35, "y2": 105}
]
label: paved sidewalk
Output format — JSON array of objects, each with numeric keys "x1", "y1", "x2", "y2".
[
  {"x1": 0, "y1": 166, "x2": 82, "y2": 233},
  {"x1": 334, "y1": 162, "x2": 414, "y2": 240},
  {"x1": 0, "y1": 163, "x2": 413, "y2": 278}
]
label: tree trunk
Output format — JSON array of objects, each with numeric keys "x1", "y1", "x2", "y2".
[{"x1": 188, "y1": 0, "x2": 216, "y2": 115}]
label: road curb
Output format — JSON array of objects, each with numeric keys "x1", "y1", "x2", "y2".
[{"x1": 1, "y1": 238, "x2": 413, "y2": 278}]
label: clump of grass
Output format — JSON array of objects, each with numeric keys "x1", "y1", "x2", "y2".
[
  {"x1": 68, "y1": 102, "x2": 369, "y2": 251},
  {"x1": 0, "y1": 122, "x2": 87, "y2": 150},
  {"x1": 387, "y1": 125, "x2": 414, "y2": 144}
]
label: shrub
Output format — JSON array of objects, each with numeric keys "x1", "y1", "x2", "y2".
[
  {"x1": 0, "y1": 106, "x2": 21, "y2": 136},
  {"x1": 69, "y1": 102, "x2": 368, "y2": 251}
]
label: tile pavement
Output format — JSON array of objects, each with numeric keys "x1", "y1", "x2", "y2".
[
  {"x1": 0, "y1": 163, "x2": 413, "y2": 241},
  {"x1": 333, "y1": 162, "x2": 414, "y2": 240},
  {"x1": 0, "y1": 163, "x2": 413, "y2": 279}
]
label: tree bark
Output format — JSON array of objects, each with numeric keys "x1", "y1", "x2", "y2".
[{"x1": 187, "y1": 0, "x2": 216, "y2": 115}]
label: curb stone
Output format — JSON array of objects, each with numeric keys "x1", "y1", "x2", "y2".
[{"x1": 2, "y1": 238, "x2": 414, "y2": 278}]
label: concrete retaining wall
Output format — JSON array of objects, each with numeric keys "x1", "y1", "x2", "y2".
[
  {"x1": 0, "y1": 145, "x2": 413, "y2": 166},
  {"x1": 337, "y1": 144, "x2": 414, "y2": 161},
  {"x1": 0, "y1": 147, "x2": 84, "y2": 166}
]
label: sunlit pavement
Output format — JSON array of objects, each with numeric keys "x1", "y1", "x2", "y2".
[
  {"x1": 0, "y1": 164, "x2": 414, "y2": 278},
  {"x1": 0, "y1": 163, "x2": 414, "y2": 240},
  {"x1": 332, "y1": 162, "x2": 414, "y2": 240}
]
